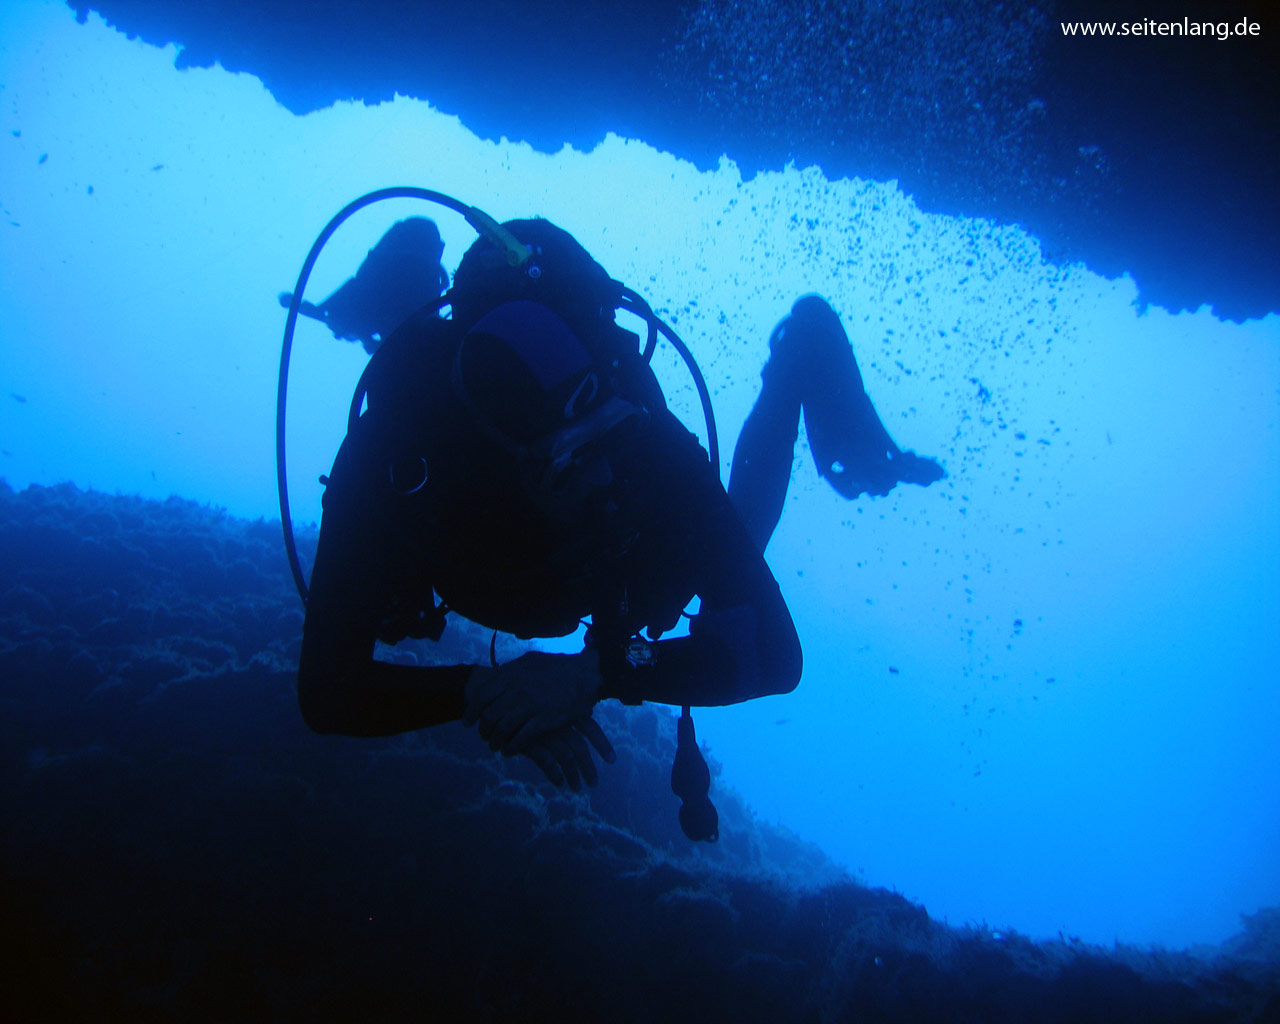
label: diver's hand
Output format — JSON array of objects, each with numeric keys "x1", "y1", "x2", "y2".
[
  {"x1": 519, "y1": 720, "x2": 615, "y2": 792},
  {"x1": 464, "y1": 650, "x2": 613, "y2": 758}
]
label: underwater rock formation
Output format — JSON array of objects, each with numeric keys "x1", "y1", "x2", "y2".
[{"x1": 2, "y1": 479, "x2": 1278, "y2": 1021}]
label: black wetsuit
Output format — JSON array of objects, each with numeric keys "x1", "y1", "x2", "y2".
[{"x1": 297, "y1": 311, "x2": 802, "y2": 738}]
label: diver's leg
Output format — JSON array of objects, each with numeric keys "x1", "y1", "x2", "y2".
[
  {"x1": 785, "y1": 296, "x2": 944, "y2": 499},
  {"x1": 728, "y1": 323, "x2": 804, "y2": 554},
  {"x1": 729, "y1": 296, "x2": 945, "y2": 551}
]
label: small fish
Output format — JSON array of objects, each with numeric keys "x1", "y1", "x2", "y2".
[
  {"x1": 38, "y1": 153, "x2": 47, "y2": 164},
  {"x1": 151, "y1": 163, "x2": 164, "y2": 171},
  {"x1": 10, "y1": 393, "x2": 26, "y2": 403}
]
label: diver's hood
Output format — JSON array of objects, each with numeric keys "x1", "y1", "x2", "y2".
[{"x1": 450, "y1": 218, "x2": 623, "y2": 335}]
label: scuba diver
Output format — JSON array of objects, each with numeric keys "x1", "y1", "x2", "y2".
[
  {"x1": 279, "y1": 216, "x2": 449, "y2": 354},
  {"x1": 289, "y1": 213, "x2": 944, "y2": 841}
]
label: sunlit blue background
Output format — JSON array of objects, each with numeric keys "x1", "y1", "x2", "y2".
[{"x1": 2, "y1": 1, "x2": 1277, "y2": 951}]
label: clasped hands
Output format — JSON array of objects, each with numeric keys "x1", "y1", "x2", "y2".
[{"x1": 463, "y1": 650, "x2": 616, "y2": 791}]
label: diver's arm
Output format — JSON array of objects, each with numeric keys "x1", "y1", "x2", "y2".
[
  {"x1": 463, "y1": 484, "x2": 798, "y2": 737},
  {"x1": 301, "y1": 475, "x2": 615, "y2": 793},
  {"x1": 296, "y1": 446, "x2": 471, "y2": 737},
  {"x1": 297, "y1": 598, "x2": 470, "y2": 740},
  {"x1": 302, "y1": 533, "x2": 614, "y2": 785},
  {"x1": 598, "y1": 435, "x2": 802, "y2": 708},
  {"x1": 597, "y1": 539, "x2": 801, "y2": 708}
]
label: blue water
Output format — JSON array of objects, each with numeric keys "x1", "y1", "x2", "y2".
[{"x1": 2, "y1": 1, "x2": 1277, "y2": 951}]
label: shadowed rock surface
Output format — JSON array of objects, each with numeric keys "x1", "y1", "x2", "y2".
[
  {"x1": 68, "y1": 0, "x2": 1279, "y2": 320},
  {"x1": 2, "y1": 480, "x2": 1278, "y2": 1021}
]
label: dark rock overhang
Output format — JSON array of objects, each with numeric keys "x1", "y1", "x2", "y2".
[{"x1": 70, "y1": 0, "x2": 1279, "y2": 321}]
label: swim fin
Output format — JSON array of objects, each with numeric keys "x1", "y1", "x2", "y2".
[{"x1": 779, "y1": 296, "x2": 945, "y2": 498}]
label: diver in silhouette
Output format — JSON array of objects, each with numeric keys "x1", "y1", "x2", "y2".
[
  {"x1": 729, "y1": 294, "x2": 944, "y2": 551},
  {"x1": 280, "y1": 217, "x2": 449, "y2": 354},
  {"x1": 295, "y1": 216, "x2": 942, "y2": 841}
]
